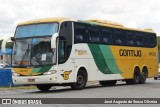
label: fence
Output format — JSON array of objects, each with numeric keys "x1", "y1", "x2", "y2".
[{"x1": 0, "y1": 69, "x2": 13, "y2": 86}]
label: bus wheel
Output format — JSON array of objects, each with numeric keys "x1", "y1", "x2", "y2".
[
  {"x1": 71, "y1": 70, "x2": 87, "y2": 90},
  {"x1": 36, "y1": 84, "x2": 52, "y2": 91},
  {"x1": 154, "y1": 77, "x2": 158, "y2": 80},
  {"x1": 132, "y1": 67, "x2": 140, "y2": 84},
  {"x1": 126, "y1": 68, "x2": 140, "y2": 84},
  {"x1": 99, "y1": 80, "x2": 117, "y2": 86},
  {"x1": 139, "y1": 68, "x2": 147, "y2": 84}
]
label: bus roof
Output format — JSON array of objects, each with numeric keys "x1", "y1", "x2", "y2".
[
  {"x1": 86, "y1": 19, "x2": 155, "y2": 33},
  {"x1": 18, "y1": 17, "x2": 69, "y2": 26},
  {"x1": 18, "y1": 17, "x2": 155, "y2": 34}
]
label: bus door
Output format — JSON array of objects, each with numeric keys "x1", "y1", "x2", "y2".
[{"x1": 57, "y1": 22, "x2": 75, "y2": 83}]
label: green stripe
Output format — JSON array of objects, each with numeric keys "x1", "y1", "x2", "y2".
[
  {"x1": 88, "y1": 44, "x2": 121, "y2": 74},
  {"x1": 32, "y1": 66, "x2": 52, "y2": 73},
  {"x1": 88, "y1": 44, "x2": 112, "y2": 74},
  {"x1": 32, "y1": 68, "x2": 41, "y2": 73},
  {"x1": 99, "y1": 45, "x2": 121, "y2": 74}
]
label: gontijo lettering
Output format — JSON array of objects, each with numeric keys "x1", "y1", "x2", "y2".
[{"x1": 119, "y1": 49, "x2": 142, "y2": 57}]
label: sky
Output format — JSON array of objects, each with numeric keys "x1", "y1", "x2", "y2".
[{"x1": 0, "y1": 0, "x2": 160, "y2": 38}]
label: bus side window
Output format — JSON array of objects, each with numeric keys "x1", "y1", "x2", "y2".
[
  {"x1": 149, "y1": 34, "x2": 157, "y2": 48},
  {"x1": 88, "y1": 26, "x2": 100, "y2": 43},
  {"x1": 135, "y1": 32, "x2": 143, "y2": 47},
  {"x1": 74, "y1": 23, "x2": 88, "y2": 43},
  {"x1": 126, "y1": 31, "x2": 135, "y2": 46},
  {"x1": 143, "y1": 33, "x2": 150, "y2": 47},
  {"x1": 113, "y1": 29, "x2": 125, "y2": 46},
  {"x1": 58, "y1": 38, "x2": 66, "y2": 62},
  {"x1": 102, "y1": 28, "x2": 112, "y2": 44}
]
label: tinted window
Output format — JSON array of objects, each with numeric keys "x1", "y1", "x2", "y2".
[
  {"x1": 149, "y1": 33, "x2": 157, "y2": 48},
  {"x1": 74, "y1": 22, "x2": 157, "y2": 48},
  {"x1": 125, "y1": 31, "x2": 135, "y2": 46},
  {"x1": 102, "y1": 28, "x2": 112, "y2": 44},
  {"x1": 143, "y1": 33, "x2": 150, "y2": 47},
  {"x1": 135, "y1": 32, "x2": 143, "y2": 47},
  {"x1": 113, "y1": 29, "x2": 125, "y2": 45},
  {"x1": 74, "y1": 23, "x2": 88, "y2": 43},
  {"x1": 15, "y1": 23, "x2": 58, "y2": 38},
  {"x1": 88, "y1": 26, "x2": 100, "y2": 43}
]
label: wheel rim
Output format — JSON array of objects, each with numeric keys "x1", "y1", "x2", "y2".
[
  {"x1": 134, "y1": 72, "x2": 139, "y2": 83},
  {"x1": 141, "y1": 72, "x2": 146, "y2": 81},
  {"x1": 77, "y1": 75, "x2": 84, "y2": 85}
]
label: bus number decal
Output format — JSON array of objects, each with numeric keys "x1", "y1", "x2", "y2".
[{"x1": 61, "y1": 70, "x2": 72, "y2": 80}]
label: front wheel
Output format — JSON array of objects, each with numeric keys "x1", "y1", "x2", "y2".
[
  {"x1": 71, "y1": 70, "x2": 87, "y2": 90},
  {"x1": 36, "y1": 84, "x2": 52, "y2": 91}
]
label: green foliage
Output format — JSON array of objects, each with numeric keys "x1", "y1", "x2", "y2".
[
  {"x1": 6, "y1": 42, "x2": 13, "y2": 49},
  {"x1": 157, "y1": 36, "x2": 160, "y2": 50},
  {"x1": 0, "y1": 40, "x2": 3, "y2": 47}
]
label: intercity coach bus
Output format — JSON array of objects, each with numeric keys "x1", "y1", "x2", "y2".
[{"x1": 2, "y1": 17, "x2": 158, "y2": 91}]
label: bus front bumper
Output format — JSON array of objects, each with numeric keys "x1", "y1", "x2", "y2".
[{"x1": 12, "y1": 74, "x2": 57, "y2": 85}]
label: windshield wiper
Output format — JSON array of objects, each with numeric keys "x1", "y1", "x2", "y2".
[{"x1": 19, "y1": 44, "x2": 30, "y2": 66}]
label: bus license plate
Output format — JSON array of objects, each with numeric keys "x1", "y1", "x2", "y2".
[{"x1": 28, "y1": 79, "x2": 35, "y2": 82}]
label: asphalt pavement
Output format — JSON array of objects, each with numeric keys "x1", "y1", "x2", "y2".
[{"x1": 1, "y1": 78, "x2": 160, "y2": 107}]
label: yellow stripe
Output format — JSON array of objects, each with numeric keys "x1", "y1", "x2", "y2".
[{"x1": 12, "y1": 68, "x2": 42, "y2": 76}]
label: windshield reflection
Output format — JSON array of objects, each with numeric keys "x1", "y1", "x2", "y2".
[
  {"x1": 12, "y1": 39, "x2": 31, "y2": 67},
  {"x1": 31, "y1": 37, "x2": 56, "y2": 66},
  {"x1": 12, "y1": 37, "x2": 56, "y2": 67}
]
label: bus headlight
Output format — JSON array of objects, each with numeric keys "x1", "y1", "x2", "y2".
[
  {"x1": 12, "y1": 72, "x2": 20, "y2": 76},
  {"x1": 43, "y1": 70, "x2": 57, "y2": 75}
]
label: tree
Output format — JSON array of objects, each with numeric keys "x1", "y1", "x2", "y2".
[
  {"x1": 157, "y1": 36, "x2": 160, "y2": 50},
  {"x1": 0, "y1": 39, "x2": 3, "y2": 49},
  {"x1": 6, "y1": 42, "x2": 13, "y2": 49}
]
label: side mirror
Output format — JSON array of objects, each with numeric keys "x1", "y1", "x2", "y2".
[
  {"x1": 1, "y1": 37, "x2": 13, "y2": 53},
  {"x1": 11, "y1": 37, "x2": 15, "y2": 41},
  {"x1": 51, "y1": 33, "x2": 59, "y2": 49}
]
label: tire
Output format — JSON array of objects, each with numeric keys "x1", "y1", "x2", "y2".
[
  {"x1": 154, "y1": 77, "x2": 158, "y2": 80},
  {"x1": 126, "y1": 68, "x2": 140, "y2": 84},
  {"x1": 99, "y1": 80, "x2": 117, "y2": 86},
  {"x1": 139, "y1": 68, "x2": 147, "y2": 84},
  {"x1": 126, "y1": 79, "x2": 134, "y2": 85},
  {"x1": 36, "y1": 84, "x2": 52, "y2": 91},
  {"x1": 71, "y1": 70, "x2": 87, "y2": 90}
]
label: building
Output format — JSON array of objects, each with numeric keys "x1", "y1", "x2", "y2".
[{"x1": 0, "y1": 48, "x2": 12, "y2": 64}]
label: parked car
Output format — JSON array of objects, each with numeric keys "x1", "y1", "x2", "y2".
[
  {"x1": 0, "y1": 62, "x2": 9, "y2": 68},
  {"x1": 154, "y1": 68, "x2": 160, "y2": 80}
]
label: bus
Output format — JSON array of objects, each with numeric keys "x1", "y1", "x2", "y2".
[{"x1": 2, "y1": 17, "x2": 158, "y2": 91}]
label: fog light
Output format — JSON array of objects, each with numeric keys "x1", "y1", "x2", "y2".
[
  {"x1": 50, "y1": 77, "x2": 57, "y2": 81},
  {"x1": 43, "y1": 70, "x2": 57, "y2": 75},
  {"x1": 12, "y1": 72, "x2": 20, "y2": 76}
]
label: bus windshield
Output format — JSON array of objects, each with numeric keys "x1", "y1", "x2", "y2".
[
  {"x1": 12, "y1": 23, "x2": 58, "y2": 67},
  {"x1": 15, "y1": 23, "x2": 58, "y2": 38},
  {"x1": 12, "y1": 37, "x2": 56, "y2": 67}
]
